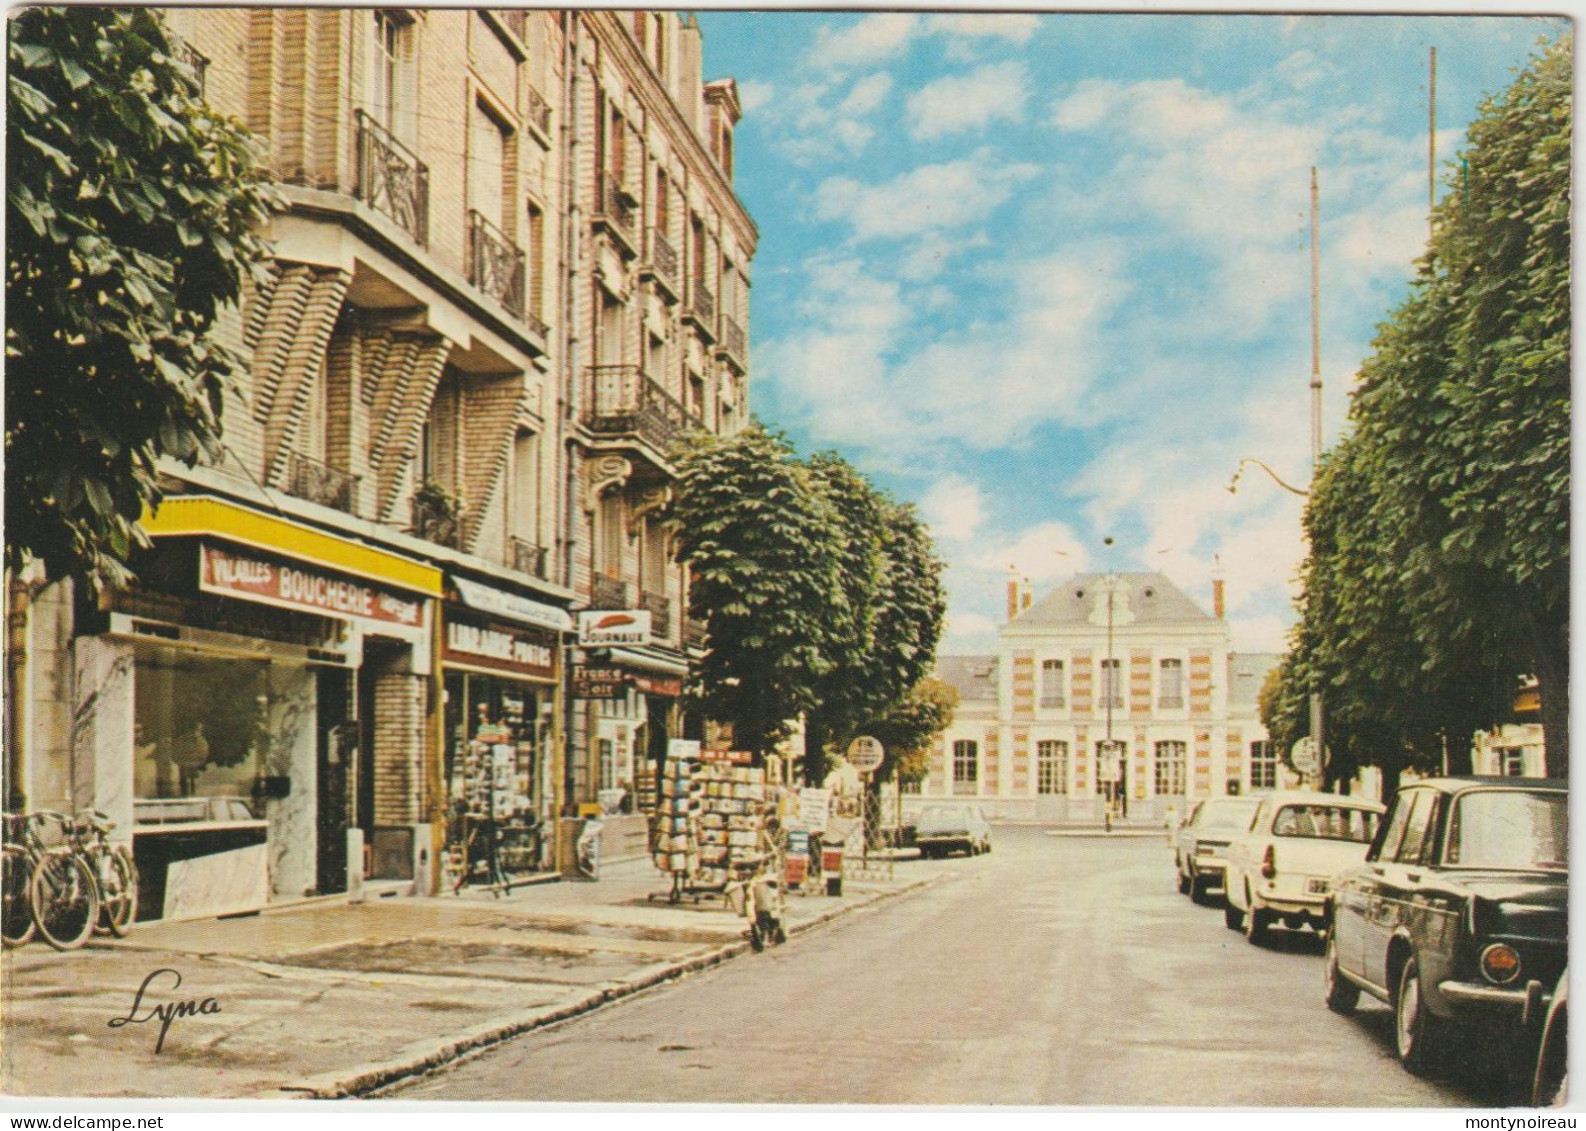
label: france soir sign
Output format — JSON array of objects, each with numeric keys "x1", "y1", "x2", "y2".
[{"x1": 201, "y1": 545, "x2": 423, "y2": 627}]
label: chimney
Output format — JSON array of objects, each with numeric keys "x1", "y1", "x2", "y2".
[
  {"x1": 1021, "y1": 587, "x2": 1032, "y2": 612},
  {"x1": 1007, "y1": 569, "x2": 1021, "y2": 622},
  {"x1": 1212, "y1": 573, "x2": 1226, "y2": 620}
]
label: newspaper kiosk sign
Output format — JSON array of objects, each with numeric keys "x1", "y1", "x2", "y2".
[{"x1": 578, "y1": 610, "x2": 652, "y2": 647}]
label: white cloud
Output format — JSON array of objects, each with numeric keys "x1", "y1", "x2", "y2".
[
  {"x1": 807, "y1": 13, "x2": 919, "y2": 70},
  {"x1": 923, "y1": 13, "x2": 1041, "y2": 44},
  {"x1": 920, "y1": 475, "x2": 986, "y2": 543},
  {"x1": 841, "y1": 72, "x2": 893, "y2": 117},
  {"x1": 1276, "y1": 49, "x2": 1328, "y2": 90},
  {"x1": 907, "y1": 62, "x2": 1029, "y2": 140},
  {"x1": 814, "y1": 155, "x2": 1040, "y2": 242},
  {"x1": 737, "y1": 80, "x2": 774, "y2": 115}
]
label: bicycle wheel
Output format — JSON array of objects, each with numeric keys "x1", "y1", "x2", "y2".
[
  {"x1": 2, "y1": 846, "x2": 36, "y2": 947},
  {"x1": 30, "y1": 850, "x2": 98, "y2": 951},
  {"x1": 97, "y1": 846, "x2": 138, "y2": 936}
]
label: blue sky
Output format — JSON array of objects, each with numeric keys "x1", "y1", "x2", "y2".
[{"x1": 694, "y1": 11, "x2": 1566, "y2": 657}]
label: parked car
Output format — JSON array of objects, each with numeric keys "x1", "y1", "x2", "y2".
[
  {"x1": 916, "y1": 804, "x2": 991, "y2": 858},
  {"x1": 1223, "y1": 790, "x2": 1384, "y2": 944},
  {"x1": 1532, "y1": 968, "x2": 1567, "y2": 1106},
  {"x1": 1324, "y1": 777, "x2": 1567, "y2": 1079},
  {"x1": 1173, "y1": 795, "x2": 1262, "y2": 903}
]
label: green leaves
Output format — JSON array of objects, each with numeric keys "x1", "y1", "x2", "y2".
[
  {"x1": 6, "y1": 7, "x2": 279, "y2": 591},
  {"x1": 1268, "y1": 36, "x2": 1571, "y2": 781}
]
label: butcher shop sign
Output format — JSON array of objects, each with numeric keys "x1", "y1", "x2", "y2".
[{"x1": 577, "y1": 609, "x2": 652, "y2": 647}]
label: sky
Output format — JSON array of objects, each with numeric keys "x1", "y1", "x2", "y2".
[{"x1": 692, "y1": 10, "x2": 1566, "y2": 659}]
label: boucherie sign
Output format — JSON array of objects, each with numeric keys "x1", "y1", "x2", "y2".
[{"x1": 200, "y1": 545, "x2": 423, "y2": 627}]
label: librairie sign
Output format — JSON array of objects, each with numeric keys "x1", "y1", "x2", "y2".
[
  {"x1": 201, "y1": 545, "x2": 422, "y2": 627},
  {"x1": 444, "y1": 614, "x2": 556, "y2": 679},
  {"x1": 578, "y1": 609, "x2": 652, "y2": 646}
]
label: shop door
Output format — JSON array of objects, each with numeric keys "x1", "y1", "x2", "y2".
[{"x1": 316, "y1": 668, "x2": 354, "y2": 894}]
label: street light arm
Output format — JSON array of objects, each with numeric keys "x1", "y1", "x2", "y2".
[{"x1": 1226, "y1": 457, "x2": 1309, "y2": 497}]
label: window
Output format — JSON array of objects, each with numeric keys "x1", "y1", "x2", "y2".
[
  {"x1": 370, "y1": 11, "x2": 416, "y2": 142},
  {"x1": 510, "y1": 430, "x2": 539, "y2": 548},
  {"x1": 469, "y1": 100, "x2": 510, "y2": 230},
  {"x1": 952, "y1": 740, "x2": 978, "y2": 795},
  {"x1": 900, "y1": 778, "x2": 921, "y2": 795},
  {"x1": 598, "y1": 492, "x2": 625, "y2": 578},
  {"x1": 1095, "y1": 741, "x2": 1124, "y2": 786},
  {"x1": 1446, "y1": 790, "x2": 1567, "y2": 870},
  {"x1": 1393, "y1": 791, "x2": 1435, "y2": 864},
  {"x1": 1249, "y1": 740, "x2": 1277, "y2": 790},
  {"x1": 598, "y1": 738, "x2": 616, "y2": 792},
  {"x1": 1271, "y1": 804, "x2": 1381, "y2": 844},
  {"x1": 1039, "y1": 660, "x2": 1065, "y2": 709},
  {"x1": 1037, "y1": 741, "x2": 1068, "y2": 795},
  {"x1": 1099, "y1": 659, "x2": 1123, "y2": 709},
  {"x1": 1372, "y1": 790, "x2": 1419, "y2": 862},
  {"x1": 1498, "y1": 747, "x2": 1527, "y2": 777},
  {"x1": 1158, "y1": 658, "x2": 1184, "y2": 709},
  {"x1": 1153, "y1": 741, "x2": 1186, "y2": 796}
]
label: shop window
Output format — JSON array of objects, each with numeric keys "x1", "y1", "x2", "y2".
[
  {"x1": 443, "y1": 671, "x2": 547, "y2": 880},
  {"x1": 134, "y1": 647, "x2": 273, "y2": 818},
  {"x1": 598, "y1": 739, "x2": 617, "y2": 792}
]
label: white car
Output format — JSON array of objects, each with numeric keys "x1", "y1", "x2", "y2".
[{"x1": 1222, "y1": 790, "x2": 1384, "y2": 945}]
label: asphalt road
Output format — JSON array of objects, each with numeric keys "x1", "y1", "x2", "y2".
[{"x1": 382, "y1": 826, "x2": 1528, "y2": 1106}]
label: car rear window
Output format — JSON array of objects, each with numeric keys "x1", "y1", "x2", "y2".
[
  {"x1": 1271, "y1": 804, "x2": 1380, "y2": 843},
  {"x1": 1445, "y1": 790, "x2": 1567, "y2": 871},
  {"x1": 1201, "y1": 802, "x2": 1259, "y2": 830}
]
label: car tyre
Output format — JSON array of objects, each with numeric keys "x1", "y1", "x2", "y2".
[
  {"x1": 1323, "y1": 930, "x2": 1359, "y2": 1014},
  {"x1": 1244, "y1": 899, "x2": 1270, "y2": 946},
  {"x1": 1395, "y1": 954, "x2": 1449, "y2": 1076},
  {"x1": 1190, "y1": 874, "x2": 1213, "y2": 905},
  {"x1": 1223, "y1": 900, "x2": 1245, "y2": 931},
  {"x1": 1176, "y1": 868, "x2": 1191, "y2": 896}
]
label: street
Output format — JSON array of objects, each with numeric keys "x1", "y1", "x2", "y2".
[{"x1": 381, "y1": 826, "x2": 1520, "y2": 1105}]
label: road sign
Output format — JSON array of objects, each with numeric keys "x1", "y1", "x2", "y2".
[
  {"x1": 846, "y1": 735, "x2": 885, "y2": 773},
  {"x1": 1291, "y1": 736, "x2": 1320, "y2": 775}
]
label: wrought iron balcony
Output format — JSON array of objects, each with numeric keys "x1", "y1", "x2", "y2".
[
  {"x1": 689, "y1": 279, "x2": 715, "y2": 324},
  {"x1": 355, "y1": 110, "x2": 429, "y2": 246},
  {"x1": 287, "y1": 452, "x2": 360, "y2": 515},
  {"x1": 410, "y1": 494, "x2": 461, "y2": 549},
  {"x1": 168, "y1": 33, "x2": 209, "y2": 97},
  {"x1": 585, "y1": 365, "x2": 704, "y2": 454},
  {"x1": 597, "y1": 172, "x2": 637, "y2": 241},
  {"x1": 508, "y1": 537, "x2": 549, "y2": 580},
  {"x1": 684, "y1": 616, "x2": 708, "y2": 651},
  {"x1": 720, "y1": 314, "x2": 746, "y2": 366},
  {"x1": 592, "y1": 574, "x2": 630, "y2": 611},
  {"x1": 640, "y1": 590, "x2": 672, "y2": 640},
  {"x1": 467, "y1": 210, "x2": 526, "y2": 319},
  {"x1": 647, "y1": 230, "x2": 680, "y2": 297},
  {"x1": 524, "y1": 83, "x2": 552, "y2": 139}
]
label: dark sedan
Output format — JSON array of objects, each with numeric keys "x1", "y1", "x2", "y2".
[{"x1": 1324, "y1": 777, "x2": 1567, "y2": 1080}]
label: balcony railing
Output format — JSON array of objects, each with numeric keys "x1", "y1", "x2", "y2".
[
  {"x1": 287, "y1": 452, "x2": 360, "y2": 515},
  {"x1": 592, "y1": 574, "x2": 630, "y2": 611},
  {"x1": 684, "y1": 617, "x2": 708, "y2": 651},
  {"x1": 355, "y1": 109, "x2": 429, "y2": 246},
  {"x1": 410, "y1": 495, "x2": 461, "y2": 549},
  {"x1": 524, "y1": 84, "x2": 552, "y2": 139},
  {"x1": 467, "y1": 210, "x2": 525, "y2": 319},
  {"x1": 598, "y1": 172, "x2": 637, "y2": 240},
  {"x1": 169, "y1": 34, "x2": 209, "y2": 97},
  {"x1": 640, "y1": 590, "x2": 671, "y2": 640},
  {"x1": 721, "y1": 313, "x2": 746, "y2": 363},
  {"x1": 585, "y1": 365, "x2": 704, "y2": 454},
  {"x1": 648, "y1": 229, "x2": 680, "y2": 294},
  {"x1": 689, "y1": 279, "x2": 715, "y2": 324},
  {"x1": 508, "y1": 537, "x2": 549, "y2": 580}
]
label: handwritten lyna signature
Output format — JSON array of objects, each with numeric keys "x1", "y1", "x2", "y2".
[{"x1": 107, "y1": 968, "x2": 221, "y2": 1053}]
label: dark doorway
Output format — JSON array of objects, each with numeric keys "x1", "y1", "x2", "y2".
[{"x1": 315, "y1": 667, "x2": 354, "y2": 894}]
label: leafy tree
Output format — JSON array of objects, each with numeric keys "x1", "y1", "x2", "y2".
[
  {"x1": 6, "y1": 7, "x2": 277, "y2": 589},
  {"x1": 1265, "y1": 37, "x2": 1570, "y2": 780},
  {"x1": 670, "y1": 425, "x2": 845, "y2": 761},
  {"x1": 861, "y1": 677, "x2": 958, "y2": 787}
]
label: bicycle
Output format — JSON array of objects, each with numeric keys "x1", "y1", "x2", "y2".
[
  {"x1": 28, "y1": 810, "x2": 100, "y2": 950},
  {"x1": 2, "y1": 812, "x2": 43, "y2": 947},
  {"x1": 76, "y1": 810, "x2": 138, "y2": 936}
]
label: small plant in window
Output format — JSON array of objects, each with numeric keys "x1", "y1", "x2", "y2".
[{"x1": 412, "y1": 481, "x2": 464, "y2": 545}]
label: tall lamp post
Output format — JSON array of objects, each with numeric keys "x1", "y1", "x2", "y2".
[{"x1": 1101, "y1": 537, "x2": 1126, "y2": 827}]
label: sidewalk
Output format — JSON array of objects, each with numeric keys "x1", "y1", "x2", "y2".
[{"x1": 1, "y1": 863, "x2": 934, "y2": 1101}]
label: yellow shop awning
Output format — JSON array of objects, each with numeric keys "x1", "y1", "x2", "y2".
[{"x1": 143, "y1": 495, "x2": 443, "y2": 597}]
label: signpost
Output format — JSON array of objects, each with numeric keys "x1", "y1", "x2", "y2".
[
  {"x1": 845, "y1": 735, "x2": 885, "y2": 774},
  {"x1": 845, "y1": 736, "x2": 890, "y2": 878}
]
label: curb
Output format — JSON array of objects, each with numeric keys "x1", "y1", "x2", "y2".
[{"x1": 257, "y1": 874, "x2": 937, "y2": 1100}]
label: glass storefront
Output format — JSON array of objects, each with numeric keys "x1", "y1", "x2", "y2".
[{"x1": 443, "y1": 670, "x2": 549, "y2": 884}]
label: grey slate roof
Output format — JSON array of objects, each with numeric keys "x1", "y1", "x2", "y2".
[
  {"x1": 935, "y1": 654, "x2": 998, "y2": 702},
  {"x1": 1009, "y1": 572, "x2": 1217, "y2": 628}
]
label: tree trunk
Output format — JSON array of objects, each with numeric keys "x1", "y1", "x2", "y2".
[{"x1": 1522, "y1": 595, "x2": 1570, "y2": 780}]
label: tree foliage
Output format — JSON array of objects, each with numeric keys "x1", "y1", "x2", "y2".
[
  {"x1": 1266, "y1": 37, "x2": 1570, "y2": 782},
  {"x1": 861, "y1": 677, "x2": 958, "y2": 786},
  {"x1": 670, "y1": 427, "x2": 949, "y2": 772},
  {"x1": 6, "y1": 7, "x2": 278, "y2": 589}
]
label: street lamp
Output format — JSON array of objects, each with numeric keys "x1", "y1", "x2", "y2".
[
  {"x1": 1226, "y1": 458, "x2": 1309, "y2": 498},
  {"x1": 1101, "y1": 537, "x2": 1126, "y2": 828}
]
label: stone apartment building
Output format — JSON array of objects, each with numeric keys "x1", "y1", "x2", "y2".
[
  {"x1": 919, "y1": 572, "x2": 1282, "y2": 824},
  {"x1": 10, "y1": 10, "x2": 754, "y2": 921}
]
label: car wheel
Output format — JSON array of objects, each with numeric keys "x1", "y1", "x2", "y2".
[
  {"x1": 1323, "y1": 930, "x2": 1359, "y2": 1014},
  {"x1": 1395, "y1": 954, "x2": 1448, "y2": 1076},
  {"x1": 982, "y1": 840, "x2": 991, "y2": 855},
  {"x1": 1176, "y1": 868, "x2": 1191, "y2": 896},
  {"x1": 1190, "y1": 874, "x2": 1213, "y2": 905},
  {"x1": 1223, "y1": 900, "x2": 1245, "y2": 931},
  {"x1": 1244, "y1": 898, "x2": 1269, "y2": 946}
]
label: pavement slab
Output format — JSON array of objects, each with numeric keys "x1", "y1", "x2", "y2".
[{"x1": 0, "y1": 864, "x2": 935, "y2": 1101}]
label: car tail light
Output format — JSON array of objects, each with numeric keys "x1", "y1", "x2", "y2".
[
  {"x1": 1261, "y1": 844, "x2": 1276, "y2": 879},
  {"x1": 1480, "y1": 943, "x2": 1522, "y2": 985}
]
